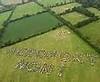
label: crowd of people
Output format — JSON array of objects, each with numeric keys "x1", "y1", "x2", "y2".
[
  {"x1": 6, "y1": 47, "x2": 98, "y2": 66},
  {"x1": 6, "y1": 47, "x2": 69, "y2": 58},
  {"x1": 5, "y1": 47, "x2": 99, "y2": 76},
  {"x1": 5, "y1": 47, "x2": 98, "y2": 76},
  {"x1": 15, "y1": 59, "x2": 54, "y2": 74}
]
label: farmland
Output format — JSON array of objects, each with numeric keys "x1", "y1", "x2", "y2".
[
  {"x1": 10, "y1": 2, "x2": 45, "y2": 20},
  {"x1": 51, "y1": 3, "x2": 81, "y2": 14},
  {"x1": 0, "y1": 11, "x2": 11, "y2": 29},
  {"x1": 1, "y1": 12, "x2": 62, "y2": 45},
  {"x1": 61, "y1": 12, "x2": 89, "y2": 25},
  {"x1": 0, "y1": 0, "x2": 100, "y2": 82},
  {"x1": 39, "y1": 0, "x2": 75, "y2": 7},
  {"x1": 6, "y1": 26, "x2": 97, "y2": 54},
  {"x1": 0, "y1": 26, "x2": 99, "y2": 82},
  {"x1": 87, "y1": 7, "x2": 100, "y2": 17},
  {"x1": 78, "y1": 20, "x2": 100, "y2": 50}
]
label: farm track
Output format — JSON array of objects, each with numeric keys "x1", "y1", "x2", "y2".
[{"x1": 34, "y1": 1, "x2": 100, "y2": 54}]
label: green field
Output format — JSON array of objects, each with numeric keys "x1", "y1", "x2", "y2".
[
  {"x1": 0, "y1": 26, "x2": 99, "y2": 82},
  {"x1": 10, "y1": 2, "x2": 45, "y2": 20},
  {"x1": 0, "y1": 11, "x2": 11, "y2": 29},
  {"x1": 0, "y1": 1, "x2": 100, "y2": 82},
  {"x1": 78, "y1": 20, "x2": 100, "y2": 49},
  {"x1": 6, "y1": 26, "x2": 97, "y2": 54},
  {"x1": 1, "y1": 12, "x2": 62, "y2": 44},
  {"x1": 87, "y1": 7, "x2": 100, "y2": 17},
  {"x1": 61, "y1": 12, "x2": 89, "y2": 25},
  {"x1": 51, "y1": 3, "x2": 81, "y2": 14}
]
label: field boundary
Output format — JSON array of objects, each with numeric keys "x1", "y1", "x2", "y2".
[
  {"x1": 34, "y1": 1, "x2": 100, "y2": 54},
  {"x1": 0, "y1": 1, "x2": 100, "y2": 54},
  {"x1": 0, "y1": 22, "x2": 63, "y2": 48}
]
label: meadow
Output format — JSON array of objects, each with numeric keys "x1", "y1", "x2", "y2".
[
  {"x1": 78, "y1": 20, "x2": 100, "y2": 50},
  {"x1": 5, "y1": 26, "x2": 97, "y2": 54},
  {"x1": 0, "y1": 26, "x2": 99, "y2": 82},
  {"x1": 61, "y1": 12, "x2": 89, "y2": 25},
  {"x1": 51, "y1": 2, "x2": 81, "y2": 14},
  {"x1": 87, "y1": 7, "x2": 100, "y2": 17},
  {"x1": 0, "y1": 1, "x2": 100, "y2": 82},
  {"x1": 10, "y1": 2, "x2": 45, "y2": 20},
  {"x1": 0, "y1": 11, "x2": 11, "y2": 29}
]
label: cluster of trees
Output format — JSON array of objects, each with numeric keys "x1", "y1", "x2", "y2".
[
  {"x1": 73, "y1": 6, "x2": 95, "y2": 17},
  {"x1": 75, "y1": 0, "x2": 100, "y2": 7},
  {"x1": 59, "y1": 9, "x2": 73, "y2": 15},
  {"x1": 47, "y1": 1, "x2": 74, "y2": 8},
  {"x1": 93, "y1": 4, "x2": 100, "y2": 10},
  {"x1": 74, "y1": 16, "x2": 99, "y2": 28},
  {"x1": 58, "y1": 5, "x2": 96, "y2": 17},
  {"x1": 72, "y1": 5, "x2": 99, "y2": 28},
  {"x1": 0, "y1": 27, "x2": 6, "y2": 48},
  {"x1": 59, "y1": 6, "x2": 95, "y2": 16}
]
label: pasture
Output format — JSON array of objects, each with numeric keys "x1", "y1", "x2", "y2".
[
  {"x1": 1, "y1": 12, "x2": 62, "y2": 44},
  {"x1": 61, "y1": 12, "x2": 89, "y2": 25},
  {"x1": 0, "y1": 11, "x2": 11, "y2": 29},
  {"x1": 87, "y1": 7, "x2": 100, "y2": 17},
  {"x1": 51, "y1": 2, "x2": 81, "y2": 14},
  {"x1": 0, "y1": 26, "x2": 99, "y2": 82},
  {"x1": 0, "y1": 1, "x2": 100, "y2": 82},
  {"x1": 10, "y1": 2, "x2": 45, "y2": 20},
  {"x1": 78, "y1": 20, "x2": 100, "y2": 50},
  {"x1": 7, "y1": 26, "x2": 97, "y2": 54}
]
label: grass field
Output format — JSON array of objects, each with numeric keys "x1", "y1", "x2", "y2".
[
  {"x1": 1, "y1": 12, "x2": 62, "y2": 44},
  {"x1": 78, "y1": 20, "x2": 100, "y2": 49},
  {"x1": 61, "y1": 12, "x2": 88, "y2": 25},
  {"x1": 6, "y1": 26, "x2": 97, "y2": 54},
  {"x1": 51, "y1": 3, "x2": 81, "y2": 14},
  {"x1": 87, "y1": 7, "x2": 100, "y2": 17},
  {"x1": 10, "y1": 2, "x2": 45, "y2": 20},
  {"x1": 39, "y1": 0, "x2": 75, "y2": 7},
  {"x1": 0, "y1": 11, "x2": 11, "y2": 29},
  {"x1": 0, "y1": 26, "x2": 99, "y2": 82},
  {"x1": 0, "y1": 1, "x2": 100, "y2": 82}
]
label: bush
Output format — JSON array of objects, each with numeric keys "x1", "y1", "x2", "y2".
[
  {"x1": 73, "y1": 6, "x2": 95, "y2": 17},
  {"x1": 74, "y1": 16, "x2": 99, "y2": 28}
]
